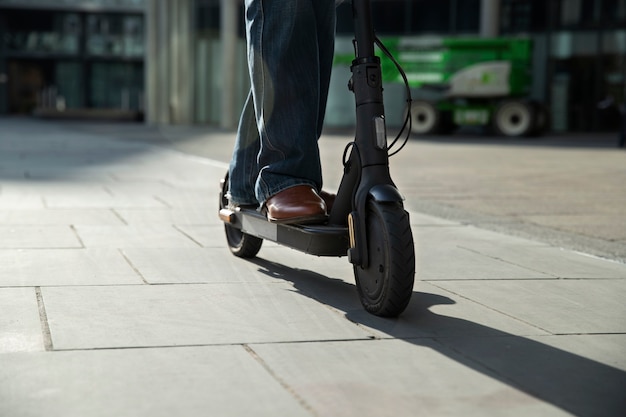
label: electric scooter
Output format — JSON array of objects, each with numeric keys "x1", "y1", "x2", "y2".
[{"x1": 219, "y1": 0, "x2": 415, "y2": 317}]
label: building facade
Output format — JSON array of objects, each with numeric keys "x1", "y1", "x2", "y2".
[
  {"x1": 0, "y1": 0, "x2": 145, "y2": 118},
  {"x1": 168, "y1": 0, "x2": 624, "y2": 133},
  {"x1": 2, "y1": 0, "x2": 624, "y2": 132}
]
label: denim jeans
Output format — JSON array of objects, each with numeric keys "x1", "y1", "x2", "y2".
[{"x1": 228, "y1": 0, "x2": 336, "y2": 206}]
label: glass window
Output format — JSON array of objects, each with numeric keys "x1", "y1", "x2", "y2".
[
  {"x1": 56, "y1": 61, "x2": 83, "y2": 109},
  {"x1": 556, "y1": 0, "x2": 623, "y2": 28},
  {"x1": 602, "y1": 0, "x2": 626, "y2": 24},
  {"x1": 337, "y1": 0, "x2": 479, "y2": 36},
  {"x1": 196, "y1": 0, "x2": 220, "y2": 32},
  {"x1": 501, "y1": 0, "x2": 547, "y2": 34},
  {"x1": 454, "y1": 0, "x2": 480, "y2": 33},
  {"x1": 408, "y1": 0, "x2": 452, "y2": 34},
  {"x1": 195, "y1": 0, "x2": 245, "y2": 37},
  {"x1": 89, "y1": 62, "x2": 143, "y2": 109},
  {"x1": 86, "y1": 13, "x2": 144, "y2": 57},
  {"x1": 371, "y1": 0, "x2": 410, "y2": 35},
  {"x1": 2, "y1": 10, "x2": 81, "y2": 54}
]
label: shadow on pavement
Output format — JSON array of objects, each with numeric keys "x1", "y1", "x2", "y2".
[
  {"x1": 251, "y1": 257, "x2": 626, "y2": 417},
  {"x1": 0, "y1": 118, "x2": 232, "y2": 182}
]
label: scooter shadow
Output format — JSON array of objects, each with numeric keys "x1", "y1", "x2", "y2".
[{"x1": 250, "y1": 256, "x2": 626, "y2": 417}]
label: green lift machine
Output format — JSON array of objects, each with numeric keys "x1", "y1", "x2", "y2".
[{"x1": 378, "y1": 37, "x2": 547, "y2": 137}]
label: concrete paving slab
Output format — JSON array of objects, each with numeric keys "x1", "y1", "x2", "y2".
[
  {"x1": 41, "y1": 283, "x2": 371, "y2": 350},
  {"x1": 0, "y1": 194, "x2": 45, "y2": 209},
  {"x1": 44, "y1": 194, "x2": 168, "y2": 209},
  {"x1": 0, "y1": 209, "x2": 124, "y2": 226},
  {"x1": 0, "y1": 346, "x2": 310, "y2": 417},
  {"x1": 416, "y1": 223, "x2": 551, "y2": 247},
  {"x1": 417, "y1": 243, "x2": 553, "y2": 280},
  {"x1": 150, "y1": 189, "x2": 214, "y2": 209},
  {"x1": 415, "y1": 227, "x2": 554, "y2": 280},
  {"x1": 360, "y1": 283, "x2": 551, "y2": 338},
  {"x1": 114, "y1": 207, "x2": 218, "y2": 226},
  {"x1": 0, "y1": 249, "x2": 142, "y2": 286},
  {"x1": 72, "y1": 225, "x2": 200, "y2": 248},
  {"x1": 522, "y1": 334, "x2": 626, "y2": 371},
  {"x1": 434, "y1": 334, "x2": 626, "y2": 417},
  {"x1": 246, "y1": 250, "x2": 550, "y2": 338},
  {"x1": 434, "y1": 279, "x2": 626, "y2": 334},
  {"x1": 455, "y1": 243, "x2": 626, "y2": 279},
  {"x1": 109, "y1": 155, "x2": 223, "y2": 187},
  {"x1": 0, "y1": 226, "x2": 82, "y2": 249},
  {"x1": 0, "y1": 288, "x2": 44, "y2": 352},
  {"x1": 250, "y1": 339, "x2": 569, "y2": 417},
  {"x1": 410, "y1": 211, "x2": 463, "y2": 226},
  {"x1": 99, "y1": 181, "x2": 176, "y2": 196},
  {"x1": 173, "y1": 224, "x2": 232, "y2": 247},
  {"x1": 121, "y1": 247, "x2": 293, "y2": 284}
]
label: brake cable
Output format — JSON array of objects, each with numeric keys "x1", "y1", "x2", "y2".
[{"x1": 375, "y1": 36, "x2": 413, "y2": 157}]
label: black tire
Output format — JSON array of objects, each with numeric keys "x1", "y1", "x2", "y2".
[
  {"x1": 354, "y1": 200, "x2": 415, "y2": 317},
  {"x1": 224, "y1": 224, "x2": 263, "y2": 258},
  {"x1": 493, "y1": 100, "x2": 536, "y2": 137},
  {"x1": 405, "y1": 100, "x2": 451, "y2": 135},
  {"x1": 219, "y1": 174, "x2": 263, "y2": 258}
]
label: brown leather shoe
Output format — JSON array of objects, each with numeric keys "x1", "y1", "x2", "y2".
[
  {"x1": 265, "y1": 185, "x2": 327, "y2": 224},
  {"x1": 318, "y1": 190, "x2": 335, "y2": 212}
]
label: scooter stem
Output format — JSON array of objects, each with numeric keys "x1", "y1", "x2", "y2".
[
  {"x1": 330, "y1": 0, "x2": 398, "y2": 225},
  {"x1": 329, "y1": 0, "x2": 404, "y2": 266}
]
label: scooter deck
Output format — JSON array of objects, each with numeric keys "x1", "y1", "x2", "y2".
[{"x1": 220, "y1": 207, "x2": 350, "y2": 257}]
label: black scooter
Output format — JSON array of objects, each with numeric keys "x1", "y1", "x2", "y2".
[{"x1": 219, "y1": 0, "x2": 415, "y2": 317}]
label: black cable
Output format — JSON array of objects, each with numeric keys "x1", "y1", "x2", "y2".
[{"x1": 375, "y1": 36, "x2": 413, "y2": 157}]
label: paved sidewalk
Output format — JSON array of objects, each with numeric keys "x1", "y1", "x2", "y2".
[{"x1": 1, "y1": 118, "x2": 625, "y2": 416}]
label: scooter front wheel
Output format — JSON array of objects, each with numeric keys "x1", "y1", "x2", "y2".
[{"x1": 354, "y1": 200, "x2": 415, "y2": 317}]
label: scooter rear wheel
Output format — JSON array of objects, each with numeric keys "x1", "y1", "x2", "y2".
[
  {"x1": 224, "y1": 222, "x2": 263, "y2": 258},
  {"x1": 354, "y1": 200, "x2": 415, "y2": 317},
  {"x1": 219, "y1": 175, "x2": 263, "y2": 258}
]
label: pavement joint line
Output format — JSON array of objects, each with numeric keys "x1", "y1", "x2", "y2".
[
  {"x1": 456, "y1": 245, "x2": 560, "y2": 278},
  {"x1": 45, "y1": 337, "x2": 385, "y2": 353},
  {"x1": 69, "y1": 225, "x2": 86, "y2": 248},
  {"x1": 34, "y1": 287, "x2": 54, "y2": 351},
  {"x1": 153, "y1": 195, "x2": 172, "y2": 208},
  {"x1": 110, "y1": 208, "x2": 129, "y2": 225},
  {"x1": 242, "y1": 343, "x2": 318, "y2": 416},
  {"x1": 172, "y1": 224, "x2": 205, "y2": 248},
  {"x1": 425, "y1": 281, "x2": 554, "y2": 335},
  {"x1": 118, "y1": 249, "x2": 150, "y2": 285},
  {"x1": 423, "y1": 277, "x2": 626, "y2": 281}
]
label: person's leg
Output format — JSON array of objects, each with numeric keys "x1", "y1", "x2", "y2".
[
  {"x1": 228, "y1": 91, "x2": 260, "y2": 206},
  {"x1": 247, "y1": 0, "x2": 335, "y2": 204},
  {"x1": 228, "y1": 0, "x2": 336, "y2": 223}
]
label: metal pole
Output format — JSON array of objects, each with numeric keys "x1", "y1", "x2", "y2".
[
  {"x1": 480, "y1": 0, "x2": 500, "y2": 38},
  {"x1": 220, "y1": 0, "x2": 238, "y2": 129}
]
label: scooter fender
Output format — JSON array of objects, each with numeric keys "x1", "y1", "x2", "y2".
[
  {"x1": 347, "y1": 184, "x2": 404, "y2": 267},
  {"x1": 368, "y1": 184, "x2": 404, "y2": 203}
]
